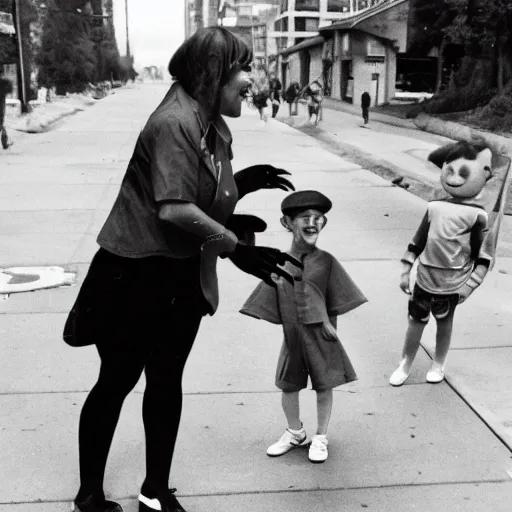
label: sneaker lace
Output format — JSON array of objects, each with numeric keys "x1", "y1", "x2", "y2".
[
  {"x1": 312, "y1": 438, "x2": 327, "y2": 452},
  {"x1": 282, "y1": 429, "x2": 304, "y2": 445}
]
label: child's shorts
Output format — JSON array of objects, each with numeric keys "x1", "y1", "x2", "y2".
[
  {"x1": 275, "y1": 323, "x2": 357, "y2": 392},
  {"x1": 408, "y1": 284, "x2": 459, "y2": 324}
]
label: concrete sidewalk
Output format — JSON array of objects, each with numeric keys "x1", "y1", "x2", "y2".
[{"x1": 1, "y1": 83, "x2": 512, "y2": 512}]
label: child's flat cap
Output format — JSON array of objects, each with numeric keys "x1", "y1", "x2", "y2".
[{"x1": 281, "y1": 190, "x2": 332, "y2": 215}]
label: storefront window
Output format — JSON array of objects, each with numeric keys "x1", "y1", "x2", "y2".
[
  {"x1": 327, "y1": 0, "x2": 351, "y2": 12},
  {"x1": 294, "y1": 0, "x2": 320, "y2": 12}
]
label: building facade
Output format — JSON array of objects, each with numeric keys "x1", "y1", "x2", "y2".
[{"x1": 278, "y1": 0, "x2": 409, "y2": 106}]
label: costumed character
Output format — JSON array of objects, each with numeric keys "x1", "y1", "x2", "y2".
[
  {"x1": 390, "y1": 140, "x2": 512, "y2": 386},
  {"x1": 240, "y1": 191, "x2": 367, "y2": 463}
]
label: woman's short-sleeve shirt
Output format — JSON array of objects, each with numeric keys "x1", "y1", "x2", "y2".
[{"x1": 97, "y1": 83, "x2": 236, "y2": 259}]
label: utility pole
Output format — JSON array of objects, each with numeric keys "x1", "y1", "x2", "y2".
[
  {"x1": 193, "y1": 0, "x2": 203, "y2": 32},
  {"x1": 11, "y1": 0, "x2": 28, "y2": 113},
  {"x1": 125, "y1": 0, "x2": 131, "y2": 58}
]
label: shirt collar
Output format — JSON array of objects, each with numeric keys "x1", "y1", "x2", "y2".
[{"x1": 176, "y1": 82, "x2": 232, "y2": 145}]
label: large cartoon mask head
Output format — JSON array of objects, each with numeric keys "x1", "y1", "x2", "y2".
[{"x1": 428, "y1": 141, "x2": 493, "y2": 199}]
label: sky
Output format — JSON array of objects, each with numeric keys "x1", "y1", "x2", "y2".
[{"x1": 113, "y1": 0, "x2": 185, "y2": 71}]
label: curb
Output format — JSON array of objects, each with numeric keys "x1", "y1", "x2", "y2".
[
  {"x1": 277, "y1": 116, "x2": 443, "y2": 205},
  {"x1": 414, "y1": 113, "x2": 512, "y2": 157}
]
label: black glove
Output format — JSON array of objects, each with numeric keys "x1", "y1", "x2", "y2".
[
  {"x1": 228, "y1": 244, "x2": 303, "y2": 287},
  {"x1": 226, "y1": 214, "x2": 267, "y2": 245},
  {"x1": 234, "y1": 164, "x2": 295, "y2": 200}
]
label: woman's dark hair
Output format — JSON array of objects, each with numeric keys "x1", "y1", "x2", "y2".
[
  {"x1": 169, "y1": 27, "x2": 252, "y2": 117},
  {"x1": 428, "y1": 140, "x2": 492, "y2": 169}
]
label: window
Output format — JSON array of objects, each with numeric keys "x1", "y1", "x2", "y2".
[
  {"x1": 357, "y1": 0, "x2": 369, "y2": 9},
  {"x1": 305, "y1": 18, "x2": 319, "y2": 31},
  {"x1": 367, "y1": 39, "x2": 385, "y2": 57},
  {"x1": 295, "y1": 0, "x2": 320, "y2": 12},
  {"x1": 342, "y1": 33, "x2": 350, "y2": 54},
  {"x1": 295, "y1": 17, "x2": 305, "y2": 31},
  {"x1": 327, "y1": 0, "x2": 351, "y2": 12},
  {"x1": 282, "y1": 17, "x2": 288, "y2": 31},
  {"x1": 280, "y1": 0, "x2": 288, "y2": 13},
  {"x1": 366, "y1": 38, "x2": 385, "y2": 62},
  {"x1": 238, "y1": 5, "x2": 252, "y2": 16},
  {"x1": 274, "y1": 19, "x2": 282, "y2": 31}
]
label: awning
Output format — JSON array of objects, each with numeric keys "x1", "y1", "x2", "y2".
[{"x1": 280, "y1": 36, "x2": 325, "y2": 57}]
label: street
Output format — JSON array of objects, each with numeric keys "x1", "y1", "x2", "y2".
[{"x1": 1, "y1": 83, "x2": 512, "y2": 511}]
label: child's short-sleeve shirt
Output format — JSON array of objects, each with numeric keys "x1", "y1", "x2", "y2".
[{"x1": 240, "y1": 248, "x2": 367, "y2": 324}]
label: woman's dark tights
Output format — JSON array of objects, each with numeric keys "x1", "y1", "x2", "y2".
[{"x1": 76, "y1": 306, "x2": 202, "y2": 501}]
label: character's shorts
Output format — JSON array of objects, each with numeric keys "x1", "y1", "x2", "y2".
[
  {"x1": 408, "y1": 284, "x2": 459, "y2": 324},
  {"x1": 308, "y1": 104, "x2": 320, "y2": 116}
]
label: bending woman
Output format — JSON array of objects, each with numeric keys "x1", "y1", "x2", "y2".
[{"x1": 65, "y1": 27, "x2": 300, "y2": 512}]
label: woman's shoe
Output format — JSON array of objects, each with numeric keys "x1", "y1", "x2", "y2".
[
  {"x1": 74, "y1": 495, "x2": 123, "y2": 512},
  {"x1": 139, "y1": 488, "x2": 187, "y2": 512}
]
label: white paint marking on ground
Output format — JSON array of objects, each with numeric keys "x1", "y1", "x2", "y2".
[{"x1": 0, "y1": 266, "x2": 76, "y2": 295}]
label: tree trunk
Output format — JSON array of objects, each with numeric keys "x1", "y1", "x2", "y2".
[
  {"x1": 497, "y1": 39, "x2": 505, "y2": 94},
  {"x1": 435, "y1": 38, "x2": 446, "y2": 95}
]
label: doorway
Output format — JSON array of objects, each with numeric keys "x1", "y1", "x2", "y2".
[
  {"x1": 371, "y1": 72, "x2": 380, "y2": 106},
  {"x1": 341, "y1": 60, "x2": 353, "y2": 103},
  {"x1": 300, "y1": 51, "x2": 310, "y2": 88}
]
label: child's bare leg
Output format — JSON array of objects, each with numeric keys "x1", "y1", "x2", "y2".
[
  {"x1": 316, "y1": 389, "x2": 333, "y2": 435},
  {"x1": 390, "y1": 317, "x2": 426, "y2": 386},
  {"x1": 433, "y1": 310, "x2": 454, "y2": 366},
  {"x1": 401, "y1": 317, "x2": 427, "y2": 372},
  {"x1": 282, "y1": 391, "x2": 301, "y2": 430}
]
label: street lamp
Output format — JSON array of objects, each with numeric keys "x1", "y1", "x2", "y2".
[{"x1": 12, "y1": 0, "x2": 28, "y2": 113}]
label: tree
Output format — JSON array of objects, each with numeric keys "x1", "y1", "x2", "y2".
[
  {"x1": 444, "y1": 0, "x2": 512, "y2": 92},
  {"x1": 38, "y1": 0, "x2": 97, "y2": 94}
]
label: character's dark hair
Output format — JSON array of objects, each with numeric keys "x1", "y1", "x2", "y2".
[
  {"x1": 169, "y1": 27, "x2": 252, "y2": 118},
  {"x1": 428, "y1": 140, "x2": 492, "y2": 169}
]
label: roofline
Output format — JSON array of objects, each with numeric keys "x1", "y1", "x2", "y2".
[
  {"x1": 279, "y1": 35, "x2": 325, "y2": 56},
  {"x1": 319, "y1": 0, "x2": 408, "y2": 33}
]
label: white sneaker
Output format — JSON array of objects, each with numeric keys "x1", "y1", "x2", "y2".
[
  {"x1": 309, "y1": 435, "x2": 328, "y2": 463},
  {"x1": 389, "y1": 364, "x2": 410, "y2": 387},
  {"x1": 267, "y1": 427, "x2": 309, "y2": 457},
  {"x1": 426, "y1": 363, "x2": 445, "y2": 383}
]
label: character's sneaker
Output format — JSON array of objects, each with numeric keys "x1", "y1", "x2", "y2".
[
  {"x1": 426, "y1": 364, "x2": 445, "y2": 383},
  {"x1": 267, "y1": 427, "x2": 309, "y2": 457},
  {"x1": 74, "y1": 495, "x2": 123, "y2": 512},
  {"x1": 389, "y1": 364, "x2": 410, "y2": 387},
  {"x1": 139, "y1": 488, "x2": 187, "y2": 512},
  {"x1": 308, "y1": 435, "x2": 328, "y2": 463}
]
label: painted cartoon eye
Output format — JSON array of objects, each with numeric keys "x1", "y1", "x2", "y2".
[{"x1": 459, "y1": 167, "x2": 470, "y2": 179}]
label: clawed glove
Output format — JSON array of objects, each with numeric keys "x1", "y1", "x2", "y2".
[
  {"x1": 234, "y1": 164, "x2": 295, "y2": 199},
  {"x1": 228, "y1": 244, "x2": 303, "y2": 287},
  {"x1": 225, "y1": 214, "x2": 267, "y2": 245}
]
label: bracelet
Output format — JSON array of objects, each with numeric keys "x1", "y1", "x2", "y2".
[{"x1": 204, "y1": 233, "x2": 225, "y2": 243}]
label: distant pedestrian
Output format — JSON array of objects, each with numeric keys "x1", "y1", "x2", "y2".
[
  {"x1": 303, "y1": 80, "x2": 323, "y2": 126},
  {"x1": 0, "y1": 74, "x2": 13, "y2": 150},
  {"x1": 284, "y1": 82, "x2": 300, "y2": 116},
  {"x1": 269, "y1": 75, "x2": 282, "y2": 118},
  {"x1": 240, "y1": 190, "x2": 367, "y2": 463},
  {"x1": 361, "y1": 91, "x2": 371, "y2": 126}
]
